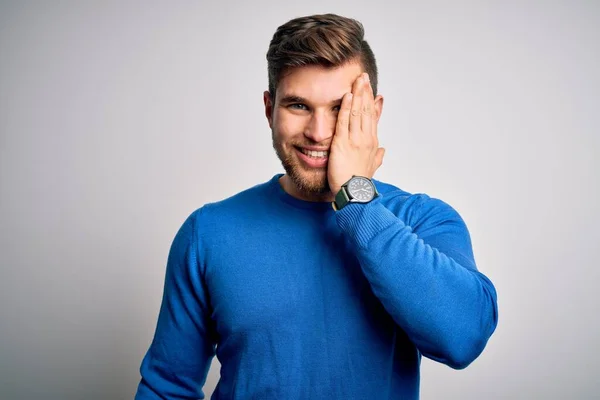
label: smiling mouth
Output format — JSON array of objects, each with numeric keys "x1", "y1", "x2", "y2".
[{"x1": 296, "y1": 147, "x2": 329, "y2": 159}]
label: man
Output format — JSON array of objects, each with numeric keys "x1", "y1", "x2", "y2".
[{"x1": 135, "y1": 13, "x2": 498, "y2": 399}]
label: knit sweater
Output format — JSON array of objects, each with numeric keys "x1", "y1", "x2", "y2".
[{"x1": 135, "y1": 174, "x2": 498, "y2": 399}]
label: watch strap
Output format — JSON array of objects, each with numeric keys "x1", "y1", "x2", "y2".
[{"x1": 333, "y1": 185, "x2": 351, "y2": 211}]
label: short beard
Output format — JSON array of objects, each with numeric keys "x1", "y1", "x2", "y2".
[
  {"x1": 282, "y1": 152, "x2": 330, "y2": 195},
  {"x1": 272, "y1": 135, "x2": 331, "y2": 196}
]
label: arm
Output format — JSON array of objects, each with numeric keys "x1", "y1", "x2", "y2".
[
  {"x1": 135, "y1": 210, "x2": 216, "y2": 399},
  {"x1": 327, "y1": 72, "x2": 497, "y2": 369},
  {"x1": 336, "y1": 194, "x2": 498, "y2": 369}
]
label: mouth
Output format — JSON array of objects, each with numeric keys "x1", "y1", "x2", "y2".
[
  {"x1": 295, "y1": 147, "x2": 329, "y2": 159},
  {"x1": 294, "y1": 146, "x2": 329, "y2": 168}
]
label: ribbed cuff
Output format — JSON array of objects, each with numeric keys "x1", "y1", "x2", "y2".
[{"x1": 335, "y1": 197, "x2": 403, "y2": 249}]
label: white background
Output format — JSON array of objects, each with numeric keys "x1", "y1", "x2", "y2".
[{"x1": 1, "y1": 1, "x2": 598, "y2": 399}]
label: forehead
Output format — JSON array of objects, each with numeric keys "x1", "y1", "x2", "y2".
[{"x1": 276, "y1": 62, "x2": 363, "y2": 103}]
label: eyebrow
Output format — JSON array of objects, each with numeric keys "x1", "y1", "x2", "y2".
[{"x1": 278, "y1": 95, "x2": 344, "y2": 106}]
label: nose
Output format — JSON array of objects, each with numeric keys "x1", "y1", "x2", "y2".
[{"x1": 304, "y1": 110, "x2": 335, "y2": 143}]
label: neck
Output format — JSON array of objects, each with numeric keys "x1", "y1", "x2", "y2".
[{"x1": 279, "y1": 175, "x2": 335, "y2": 203}]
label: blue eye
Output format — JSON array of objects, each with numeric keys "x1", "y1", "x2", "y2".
[{"x1": 289, "y1": 103, "x2": 308, "y2": 110}]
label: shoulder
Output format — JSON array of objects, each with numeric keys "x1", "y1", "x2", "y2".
[
  {"x1": 181, "y1": 176, "x2": 277, "y2": 237},
  {"x1": 202, "y1": 180, "x2": 271, "y2": 218}
]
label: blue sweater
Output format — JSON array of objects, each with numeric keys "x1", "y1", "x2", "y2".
[{"x1": 135, "y1": 174, "x2": 498, "y2": 399}]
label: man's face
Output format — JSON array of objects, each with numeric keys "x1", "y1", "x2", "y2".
[{"x1": 264, "y1": 62, "x2": 366, "y2": 197}]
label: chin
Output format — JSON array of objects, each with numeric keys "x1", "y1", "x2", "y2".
[
  {"x1": 283, "y1": 158, "x2": 330, "y2": 195},
  {"x1": 291, "y1": 168, "x2": 330, "y2": 194},
  {"x1": 273, "y1": 138, "x2": 331, "y2": 196}
]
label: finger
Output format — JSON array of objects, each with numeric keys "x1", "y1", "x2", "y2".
[
  {"x1": 335, "y1": 92, "x2": 353, "y2": 139},
  {"x1": 349, "y1": 75, "x2": 365, "y2": 138},
  {"x1": 371, "y1": 108, "x2": 377, "y2": 139},
  {"x1": 371, "y1": 113, "x2": 378, "y2": 146},
  {"x1": 361, "y1": 74, "x2": 375, "y2": 136}
]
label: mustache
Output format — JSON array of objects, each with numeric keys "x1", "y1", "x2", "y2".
[{"x1": 290, "y1": 141, "x2": 332, "y2": 148}]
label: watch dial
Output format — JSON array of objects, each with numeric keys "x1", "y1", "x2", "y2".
[{"x1": 347, "y1": 177, "x2": 375, "y2": 202}]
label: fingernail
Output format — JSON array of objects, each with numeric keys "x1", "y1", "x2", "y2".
[{"x1": 364, "y1": 73, "x2": 370, "y2": 83}]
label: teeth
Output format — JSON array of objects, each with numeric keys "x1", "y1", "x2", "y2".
[{"x1": 301, "y1": 149, "x2": 328, "y2": 158}]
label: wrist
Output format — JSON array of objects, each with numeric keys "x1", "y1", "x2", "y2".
[{"x1": 332, "y1": 176, "x2": 379, "y2": 211}]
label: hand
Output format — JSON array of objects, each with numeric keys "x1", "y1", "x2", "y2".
[{"x1": 327, "y1": 72, "x2": 385, "y2": 195}]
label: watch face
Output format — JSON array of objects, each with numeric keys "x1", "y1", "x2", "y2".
[{"x1": 347, "y1": 177, "x2": 375, "y2": 202}]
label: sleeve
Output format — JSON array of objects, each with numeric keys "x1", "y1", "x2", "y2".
[
  {"x1": 335, "y1": 194, "x2": 498, "y2": 369},
  {"x1": 135, "y1": 209, "x2": 217, "y2": 399}
]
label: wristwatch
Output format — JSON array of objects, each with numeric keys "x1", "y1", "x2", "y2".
[{"x1": 332, "y1": 176, "x2": 379, "y2": 211}]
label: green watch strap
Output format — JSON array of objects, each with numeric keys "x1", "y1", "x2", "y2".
[{"x1": 332, "y1": 186, "x2": 350, "y2": 211}]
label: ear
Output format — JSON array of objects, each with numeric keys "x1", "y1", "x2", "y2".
[
  {"x1": 374, "y1": 94, "x2": 384, "y2": 122},
  {"x1": 264, "y1": 90, "x2": 274, "y2": 129}
]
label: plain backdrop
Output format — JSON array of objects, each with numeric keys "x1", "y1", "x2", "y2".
[{"x1": 1, "y1": 1, "x2": 598, "y2": 399}]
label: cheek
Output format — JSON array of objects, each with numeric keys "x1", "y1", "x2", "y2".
[{"x1": 274, "y1": 113, "x2": 306, "y2": 143}]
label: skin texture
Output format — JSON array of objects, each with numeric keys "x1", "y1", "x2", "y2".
[{"x1": 264, "y1": 61, "x2": 385, "y2": 202}]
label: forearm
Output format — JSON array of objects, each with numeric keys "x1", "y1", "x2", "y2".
[
  {"x1": 336, "y1": 197, "x2": 498, "y2": 369},
  {"x1": 135, "y1": 210, "x2": 216, "y2": 399}
]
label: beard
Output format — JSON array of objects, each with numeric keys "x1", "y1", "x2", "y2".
[{"x1": 272, "y1": 132, "x2": 331, "y2": 195}]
